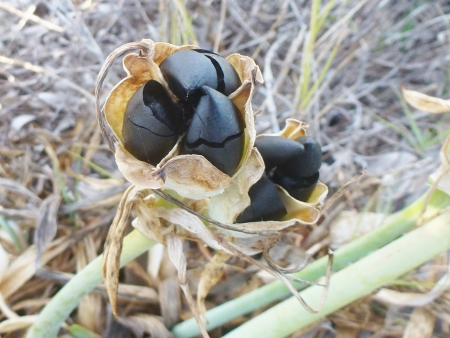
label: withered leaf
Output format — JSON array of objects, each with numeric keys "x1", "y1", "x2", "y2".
[
  {"x1": 197, "y1": 251, "x2": 230, "y2": 318},
  {"x1": 103, "y1": 185, "x2": 139, "y2": 318},
  {"x1": 34, "y1": 194, "x2": 61, "y2": 267},
  {"x1": 402, "y1": 86, "x2": 450, "y2": 113},
  {"x1": 118, "y1": 314, "x2": 171, "y2": 338}
]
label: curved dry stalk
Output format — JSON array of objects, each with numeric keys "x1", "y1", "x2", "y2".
[{"x1": 95, "y1": 40, "x2": 155, "y2": 152}]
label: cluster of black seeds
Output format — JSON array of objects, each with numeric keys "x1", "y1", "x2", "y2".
[
  {"x1": 236, "y1": 135, "x2": 322, "y2": 223},
  {"x1": 122, "y1": 49, "x2": 243, "y2": 175}
]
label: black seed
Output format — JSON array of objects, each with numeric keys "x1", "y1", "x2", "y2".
[
  {"x1": 122, "y1": 80, "x2": 183, "y2": 165},
  {"x1": 273, "y1": 171, "x2": 319, "y2": 202},
  {"x1": 276, "y1": 136, "x2": 322, "y2": 179},
  {"x1": 236, "y1": 173, "x2": 287, "y2": 223},
  {"x1": 203, "y1": 53, "x2": 241, "y2": 96},
  {"x1": 160, "y1": 50, "x2": 218, "y2": 102},
  {"x1": 180, "y1": 86, "x2": 245, "y2": 176},
  {"x1": 255, "y1": 136, "x2": 305, "y2": 171}
]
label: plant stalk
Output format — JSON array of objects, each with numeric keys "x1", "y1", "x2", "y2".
[
  {"x1": 171, "y1": 188, "x2": 450, "y2": 337},
  {"x1": 224, "y1": 208, "x2": 450, "y2": 337},
  {"x1": 27, "y1": 229, "x2": 156, "y2": 338}
]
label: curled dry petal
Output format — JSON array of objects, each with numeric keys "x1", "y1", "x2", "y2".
[{"x1": 97, "y1": 39, "x2": 262, "y2": 199}]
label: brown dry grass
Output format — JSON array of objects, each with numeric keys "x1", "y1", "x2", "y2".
[{"x1": 1, "y1": 0, "x2": 450, "y2": 337}]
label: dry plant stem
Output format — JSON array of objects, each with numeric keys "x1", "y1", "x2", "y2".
[
  {"x1": 27, "y1": 230, "x2": 156, "y2": 338},
  {"x1": 224, "y1": 208, "x2": 450, "y2": 337},
  {"x1": 171, "y1": 188, "x2": 450, "y2": 338}
]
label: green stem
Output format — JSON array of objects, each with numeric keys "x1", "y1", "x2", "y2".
[
  {"x1": 224, "y1": 208, "x2": 450, "y2": 337},
  {"x1": 171, "y1": 188, "x2": 450, "y2": 337},
  {"x1": 27, "y1": 229, "x2": 156, "y2": 338}
]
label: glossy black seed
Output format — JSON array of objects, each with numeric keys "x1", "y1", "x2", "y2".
[
  {"x1": 160, "y1": 50, "x2": 218, "y2": 102},
  {"x1": 201, "y1": 53, "x2": 241, "y2": 96},
  {"x1": 276, "y1": 136, "x2": 322, "y2": 179},
  {"x1": 180, "y1": 86, "x2": 245, "y2": 176},
  {"x1": 255, "y1": 136, "x2": 305, "y2": 171},
  {"x1": 273, "y1": 171, "x2": 319, "y2": 202},
  {"x1": 236, "y1": 173, "x2": 287, "y2": 223},
  {"x1": 122, "y1": 80, "x2": 183, "y2": 165}
]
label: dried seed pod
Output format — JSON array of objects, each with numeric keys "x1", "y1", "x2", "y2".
[
  {"x1": 97, "y1": 39, "x2": 263, "y2": 199},
  {"x1": 122, "y1": 80, "x2": 184, "y2": 165},
  {"x1": 276, "y1": 136, "x2": 322, "y2": 179},
  {"x1": 236, "y1": 173, "x2": 287, "y2": 223},
  {"x1": 255, "y1": 136, "x2": 304, "y2": 172},
  {"x1": 180, "y1": 86, "x2": 245, "y2": 176}
]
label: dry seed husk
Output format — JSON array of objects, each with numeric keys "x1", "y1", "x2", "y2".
[{"x1": 99, "y1": 39, "x2": 262, "y2": 199}]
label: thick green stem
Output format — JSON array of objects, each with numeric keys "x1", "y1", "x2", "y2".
[
  {"x1": 172, "y1": 188, "x2": 450, "y2": 337},
  {"x1": 224, "y1": 208, "x2": 450, "y2": 337},
  {"x1": 27, "y1": 229, "x2": 156, "y2": 338}
]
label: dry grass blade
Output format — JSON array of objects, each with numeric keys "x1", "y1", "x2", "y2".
[
  {"x1": 166, "y1": 234, "x2": 210, "y2": 338},
  {"x1": 0, "y1": 235, "x2": 74, "y2": 299},
  {"x1": 0, "y1": 2, "x2": 64, "y2": 32},
  {"x1": 197, "y1": 251, "x2": 230, "y2": 319},
  {"x1": 0, "y1": 178, "x2": 41, "y2": 205},
  {"x1": 0, "y1": 315, "x2": 38, "y2": 334},
  {"x1": 34, "y1": 194, "x2": 60, "y2": 266}
]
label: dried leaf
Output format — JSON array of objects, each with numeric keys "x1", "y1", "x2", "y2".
[
  {"x1": 159, "y1": 276, "x2": 181, "y2": 328},
  {"x1": 167, "y1": 234, "x2": 209, "y2": 338},
  {"x1": 117, "y1": 314, "x2": 171, "y2": 338},
  {"x1": 374, "y1": 267, "x2": 450, "y2": 307},
  {"x1": 330, "y1": 210, "x2": 386, "y2": 249},
  {"x1": 0, "y1": 243, "x2": 9, "y2": 283},
  {"x1": 34, "y1": 194, "x2": 60, "y2": 266},
  {"x1": 0, "y1": 292, "x2": 18, "y2": 319},
  {"x1": 403, "y1": 307, "x2": 436, "y2": 338},
  {"x1": 0, "y1": 177, "x2": 41, "y2": 205},
  {"x1": 197, "y1": 251, "x2": 230, "y2": 318},
  {"x1": 77, "y1": 236, "x2": 103, "y2": 334},
  {"x1": 429, "y1": 136, "x2": 450, "y2": 196},
  {"x1": 0, "y1": 235, "x2": 73, "y2": 299},
  {"x1": 102, "y1": 185, "x2": 139, "y2": 318},
  {"x1": 11, "y1": 114, "x2": 36, "y2": 131},
  {"x1": 402, "y1": 86, "x2": 450, "y2": 113},
  {"x1": 0, "y1": 315, "x2": 37, "y2": 334}
]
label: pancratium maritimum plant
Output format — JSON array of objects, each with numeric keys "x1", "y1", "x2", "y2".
[{"x1": 94, "y1": 39, "x2": 330, "y2": 337}]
